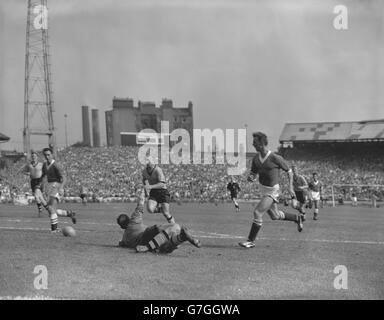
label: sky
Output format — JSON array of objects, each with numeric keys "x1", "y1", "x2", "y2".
[{"x1": 1, "y1": 0, "x2": 383, "y2": 152}]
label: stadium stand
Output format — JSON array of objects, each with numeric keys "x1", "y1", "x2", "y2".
[
  {"x1": 0, "y1": 120, "x2": 383, "y2": 204},
  {"x1": 279, "y1": 120, "x2": 384, "y2": 203},
  {"x1": 0, "y1": 132, "x2": 10, "y2": 143}
]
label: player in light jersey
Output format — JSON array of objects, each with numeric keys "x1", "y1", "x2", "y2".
[
  {"x1": 239, "y1": 132, "x2": 304, "y2": 249},
  {"x1": 173, "y1": 191, "x2": 182, "y2": 206},
  {"x1": 42, "y1": 147, "x2": 76, "y2": 233},
  {"x1": 292, "y1": 165, "x2": 309, "y2": 220},
  {"x1": 142, "y1": 159, "x2": 175, "y2": 224},
  {"x1": 17, "y1": 151, "x2": 48, "y2": 216},
  {"x1": 308, "y1": 172, "x2": 322, "y2": 220},
  {"x1": 117, "y1": 189, "x2": 201, "y2": 253}
]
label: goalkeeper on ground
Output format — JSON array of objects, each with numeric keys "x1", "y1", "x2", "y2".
[{"x1": 117, "y1": 188, "x2": 201, "y2": 253}]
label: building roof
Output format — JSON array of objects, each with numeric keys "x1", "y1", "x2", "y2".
[
  {"x1": 0, "y1": 132, "x2": 10, "y2": 143},
  {"x1": 279, "y1": 120, "x2": 384, "y2": 142}
]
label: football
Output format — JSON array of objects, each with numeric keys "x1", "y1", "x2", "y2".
[{"x1": 62, "y1": 226, "x2": 76, "y2": 237}]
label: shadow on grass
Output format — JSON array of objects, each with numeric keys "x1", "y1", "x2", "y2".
[{"x1": 198, "y1": 243, "x2": 244, "y2": 249}]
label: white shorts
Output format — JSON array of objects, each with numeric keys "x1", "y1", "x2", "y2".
[
  {"x1": 311, "y1": 191, "x2": 320, "y2": 201},
  {"x1": 45, "y1": 182, "x2": 61, "y2": 201},
  {"x1": 259, "y1": 184, "x2": 280, "y2": 203}
]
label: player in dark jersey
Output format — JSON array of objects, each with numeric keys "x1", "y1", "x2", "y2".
[
  {"x1": 291, "y1": 165, "x2": 309, "y2": 220},
  {"x1": 41, "y1": 147, "x2": 76, "y2": 233},
  {"x1": 80, "y1": 185, "x2": 88, "y2": 205},
  {"x1": 308, "y1": 172, "x2": 323, "y2": 220},
  {"x1": 200, "y1": 188, "x2": 204, "y2": 204},
  {"x1": 239, "y1": 132, "x2": 304, "y2": 249},
  {"x1": 117, "y1": 189, "x2": 201, "y2": 253},
  {"x1": 227, "y1": 177, "x2": 241, "y2": 212},
  {"x1": 142, "y1": 159, "x2": 175, "y2": 223}
]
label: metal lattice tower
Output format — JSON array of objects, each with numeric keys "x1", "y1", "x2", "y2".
[{"x1": 23, "y1": 0, "x2": 55, "y2": 156}]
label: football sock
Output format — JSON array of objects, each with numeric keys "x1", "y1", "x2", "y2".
[
  {"x1": 166, "y1": 215, "x2": 175, "y2": 224},
  {"x1": 148, "y1": 231, "x2": 170, "y2": 251},
  {"x1": 50, "y1": 213, "x2": 58, "y2": 230},
  {"x1": 248, "y1": 220, "x2": 262, "y2": 242},
  {"x1": 170, "y1": 233, "x2": 184, "y2": 246}
]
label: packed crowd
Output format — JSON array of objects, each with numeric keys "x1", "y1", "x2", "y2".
[{"x1": 0, "y1": 145, "x2": 383, "y2": 203}]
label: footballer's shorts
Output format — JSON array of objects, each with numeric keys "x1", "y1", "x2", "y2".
[
  {"x1": 139, "y1": 225, "x2": 177, "y2": 253},
  {"x1": 311, "y1": 191, "x2": 320, "y2": 201},
  {"x1": 259, "y1": 184, "x2": 280, "y2": 203},
  {"x1": 30, "y1": 178, "x2": 43, "y2": 193},
  {"x1": 80, "y1": 193, "x2": 86, "y2": 200},
  {"x1": 294, "y1": 190, "x2": 306, "y2": 204},
  {"x1": 45, "y1": 182, "x2": 61, "y2": 201},
  {"x1": 140, "y1": 225, "x2": 161, "y2": 245},
  {"x1": 230, "y1": 192, "x2": 238, "y2": 200},
  {"x1": 149, "y1": 189, "x2": 170, "y2": 204}
]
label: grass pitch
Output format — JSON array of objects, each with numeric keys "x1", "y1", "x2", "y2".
[{"x1": 0, "y1": 202, "x2": 383, "y2": 299}]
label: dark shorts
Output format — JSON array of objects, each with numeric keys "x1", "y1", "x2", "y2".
[
  {"x1": 139, "y1": 225, "x2": 160, "y2": 245},
  {"x1": 140, "y1": 225, "x2": 177, "y2": 254},
  {"x1": 149, "y1": 189, "x2": 170, "y2": 204},
  {"x1": 230, "y1": 193, "x2": 238, "y2": 200},
  {"x1": 30, "y1": 178, "x2": 43, "y2": 192},
  {"x1": 294, "y1": 191, "x2": 306, "y2": 204},
  {"x1": 80, "y1": 193, "x2": 86, "y2": 199}
]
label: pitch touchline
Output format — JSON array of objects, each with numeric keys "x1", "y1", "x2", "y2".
[
  {"x1": 0, "y1": 218, "x2": 116, "y2": 226},
  {"x1": 0, "y1": 226, "x2": 91, "y2": 233},
  {"x1": 194, "y1": 231, "x2": 384, "y2": 245},
  {"x1": 1, "y1": 219, "x2": 383, "y2": 245},
  {"x1": 0, "y1": 295, "x2": 58, "y2": 300}
]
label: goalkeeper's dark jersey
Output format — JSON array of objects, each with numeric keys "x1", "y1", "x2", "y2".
[{"x1": 121, "y1": 204, "x2": 147, "y2": 248}]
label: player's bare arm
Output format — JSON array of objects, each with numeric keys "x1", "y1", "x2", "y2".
[
  {"x1": 56, "y1": 164, "x2": 66, "y2": 194},
  {"x1": 59, "y1": 175, "x2": 67, "y2": 195},
  {"x1": 287, "y1": 169, "x2": 295, "y2": 197},
  {"x1": 248, "y1": 156, "x2": 258, "y2": 182},
  {"x1": 247, "y1": 166, "x2": 257, "y2": 182},
  {"x1": 41, "y1": 166, "x2": 48, "y2": 186},
  {"x1": 137, "y1": 188, "x2": 146, "y2": 207}
]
